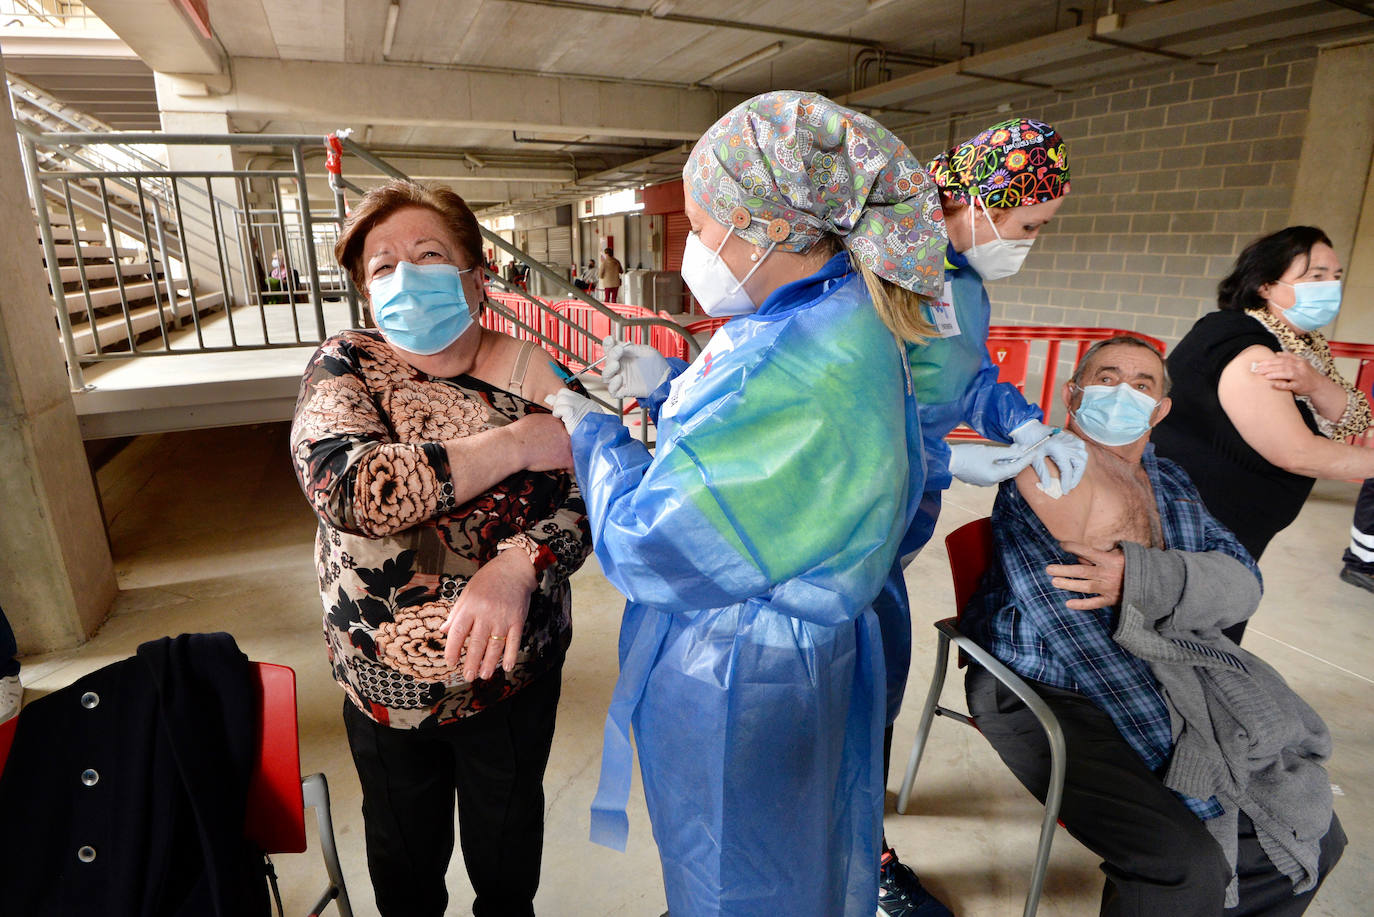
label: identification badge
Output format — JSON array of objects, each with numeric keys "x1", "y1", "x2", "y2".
[{"x1": 924, "y1": 277, "x2": 961, "y2": 339}]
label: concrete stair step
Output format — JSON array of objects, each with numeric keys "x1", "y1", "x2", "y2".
[
  {"x1": 49, "y1": 243, "x2": 140, "y2": 261},
  {"x1": 71, "y1": 291, "x2": 226, "y2": 355},
  {"x1": 39, "y1": 226, "x2": 105, "y2": 243},
  {"x1": 63, "y1": 279, "x2": 177, "y2": 314},
  {"x1": 58, "y1": 261, "x2": 162, "y2": 283}
]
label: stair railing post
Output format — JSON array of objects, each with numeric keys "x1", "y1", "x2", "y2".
[
  {"x1": 21, "y1": 132, "x2": 86, "y2": 390},
  {"x1": 292, "y1": 141, "x2": 327, "y2": 341}
]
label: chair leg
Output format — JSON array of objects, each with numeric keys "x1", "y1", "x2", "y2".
[
  {"x1": 896, "y1": 629, "x2": 951, "y2": 815},
  {"x1": 1021, "y1": 708, "x2": 1067, "y2": 917},
  {"x1": 303, "y1": 772, "x2": 354, "y2": 917}
]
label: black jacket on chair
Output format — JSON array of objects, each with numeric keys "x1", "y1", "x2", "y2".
[{"x1": 0, "y1": 632, "x2": 269, "y2": 917}]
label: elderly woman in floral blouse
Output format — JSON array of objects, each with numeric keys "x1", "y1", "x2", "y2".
[{"x1": 290, "y1": 179, "x2": 591, "y2": 917}]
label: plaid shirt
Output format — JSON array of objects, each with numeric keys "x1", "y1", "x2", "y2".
[{"x1": 963, "y1": 445, "x2": 1260, "y2": 818}]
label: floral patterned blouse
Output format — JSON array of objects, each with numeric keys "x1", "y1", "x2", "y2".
[{"x1": 291, "y1": 330, "x2": 592, "y2": 728}]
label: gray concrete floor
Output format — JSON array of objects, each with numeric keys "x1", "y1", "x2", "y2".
[{"x1": 13, "y1": 423, "x2": 1372, "y2": 916}]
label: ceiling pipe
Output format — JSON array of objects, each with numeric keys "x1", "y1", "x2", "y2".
[
  {"x1": 696, "y1": 42, "x2": 785, "y2": 87},
  {"x1": 498, "y1": 0, "x2": 886, "y2": 50}
]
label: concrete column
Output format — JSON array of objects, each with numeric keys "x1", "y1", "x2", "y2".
[
  {"x1": 155, "y1": 106, "x2": 239, "y2": 298},
  {"x1": 1287, "y1": 41, "x2": 1374, "y2": 343},
  {"x1": 0, "y1": 52, "x2": 118, "y2": 652}
]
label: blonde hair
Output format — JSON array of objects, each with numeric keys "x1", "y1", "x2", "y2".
[{"x1": 810, "y1": 236, "x2": 937, "y2": 344}]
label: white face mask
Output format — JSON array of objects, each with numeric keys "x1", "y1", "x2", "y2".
[
  {"x1": 963, "y1": 197, "x2": 1034, "y2": 281},
  {"x1": 680, "y1": 229, "x2": 773, "y2": 317}
]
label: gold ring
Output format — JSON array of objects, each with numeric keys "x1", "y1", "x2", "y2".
[{"x1": 489, "y1": 634, "x2": 505, "y2": 642}]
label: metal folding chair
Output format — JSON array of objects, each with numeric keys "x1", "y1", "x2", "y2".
[{"x1": 895, "y1": 517, "x2": 1066, "y2": 917}]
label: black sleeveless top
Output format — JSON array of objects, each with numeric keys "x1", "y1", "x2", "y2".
[{"x1": 1153, "y1": 310, "x2": 1320, "y2": 560}]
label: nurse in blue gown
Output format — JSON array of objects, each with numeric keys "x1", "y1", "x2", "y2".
[{"x1": 547, "y1": 91, "x2": 948, "y2": 917}]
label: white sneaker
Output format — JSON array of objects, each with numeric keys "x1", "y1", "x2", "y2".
[{"x1": 0, "y1": 674, "x2": 21, "y2": 723}]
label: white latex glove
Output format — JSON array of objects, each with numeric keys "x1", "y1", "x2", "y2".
[
  {"x1": 544, "y1": 389, "x2": 601, "y2": 435},
  {"x1": 948, "y1": 441, "x2": 1036, "y2": 487},
  {"x1": 1011, "y1": 420, "x2": 1088, "y2": 494},
  {"x1": 601, "y1": 335, "x2": 671, "y2": 399}
]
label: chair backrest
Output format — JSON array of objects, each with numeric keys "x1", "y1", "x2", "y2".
[
  {"x1": 0, "y1": 715, "x2": 15, "y2": 775},
  {"x1": 244, "y1": 661, "x2": 308, "y2": 854},
  {"x1": 945, "y1": 517, "x2": 996, "y2": 618}
]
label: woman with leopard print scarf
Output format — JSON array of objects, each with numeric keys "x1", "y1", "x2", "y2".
[{"x1": 1155, "y1": 225, "x2": 1374, "y2": 642}]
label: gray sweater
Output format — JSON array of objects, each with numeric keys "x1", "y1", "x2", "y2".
[{"x1": 1113, "y1": 541, "x2": 1332, "y2": 907}]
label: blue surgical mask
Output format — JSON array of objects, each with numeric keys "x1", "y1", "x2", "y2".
[
  {"x1": 369, "y1": 261, "x2": 475, "y2": 355},
  {"x1": 1071, "y1": 383, "x2": 1159, "y2": 447},
  {"x1": 1277, "y1": 279, "x2": 1342, "y2": 332}
]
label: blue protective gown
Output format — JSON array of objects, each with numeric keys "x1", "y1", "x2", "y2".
[
  {"x1": 572, "y1": 254, "x2": 926, "y2": 917},
  {"x1": 876, "y1": 246, "x2": 1043, "y2": 723}
]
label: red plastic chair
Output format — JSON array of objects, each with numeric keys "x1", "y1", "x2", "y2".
[
  {"x1": 0, "y1": 662, "x2": 352, "y2": 917},
  {"x1": 1330, "y1": 340, "x2": 1374, "y2": 449},
  {"x1": 896, "y1": 518, "x2": 1066, "y2": 917},
  {"x1": 247, "y1": 662, "x2": 353, "y2": 917}
]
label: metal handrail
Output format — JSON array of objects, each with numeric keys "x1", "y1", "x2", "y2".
[{"x1": 19, "y1": 119, "x2": 693, "y2": 422}]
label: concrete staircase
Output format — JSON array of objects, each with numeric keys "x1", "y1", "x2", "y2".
[{"x1": 37, "y1": 206, "x2": 225, "y2": 357}]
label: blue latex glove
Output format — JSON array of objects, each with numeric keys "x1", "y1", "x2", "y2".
[
  {"x1": 948, "y1": 441, "x2": 1037, "y2": 487},
  {"x1": 1011, "y1": 420, "x2": 1087, "y2": 494},
  {"x1": 545, "y1": 389, "x2": 601, "y2": 434},
  {"x1": 601, "y1": 335, "x2": 671, "y2": 399}
]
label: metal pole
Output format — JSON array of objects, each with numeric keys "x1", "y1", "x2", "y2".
[
  {"x1": 96, "y1": 176, "x2": 136, "y2": 353},
  {"x1": 21, "y1": 135, "x2": 87, "y2": 390},
  {"x1": 292, "y1": 142, "x2": 327, "y2": 341},
  {"x1": 59, "y1": 179, "x2": 102, "y2": 355}
]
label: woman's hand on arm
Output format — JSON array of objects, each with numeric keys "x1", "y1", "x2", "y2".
[
  {"x1": 442, "y1": 548, "x2": 537, "y2": 680},
  {"x1": 1251, "y1": 352, "x2": 1349, "y2": 421},
  {"x1": 1219, "y1": 345, "x2": 1374, "y2": 480},
  {"x1": 443, "y1": 413, "x2": 573, "y2": 505}
]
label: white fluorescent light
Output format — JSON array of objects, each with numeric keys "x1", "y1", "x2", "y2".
[
  {"x1": 699, "y1": 42, "x2": 784, "y2": 85},
  {"x1": 382, "y1": 1, "x2": 400, "y2": 59}
]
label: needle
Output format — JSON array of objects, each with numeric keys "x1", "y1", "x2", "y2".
[
  {"x1": 568, "y1": 352, "x2": 608, "y2": 380},
  {"x1": 994, "y1": 427, "x2": 1060, "y2": 463}
]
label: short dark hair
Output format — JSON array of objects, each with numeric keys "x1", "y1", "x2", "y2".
[
  {"x1": 1217, "y1": 226, "x2": 1333, "y2": 312},
  {"x1": 1072, "y1": 335, "x2": 1171, "y2": 394},
  {"x1": 334, "y1": 179, "x2": 483, "y2": 297}
]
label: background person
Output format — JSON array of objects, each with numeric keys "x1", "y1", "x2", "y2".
[
  {"x1": 1153, "y1": 226, "x2": 1374, "y2": 640},
  {"x1": 549, "y1": 90, "x2": 944, "y2": 917},
  {"x1": 1342, "y1": 478, "x2": 1374, "y2": 593},
  {"x1": 290, "y1": 179, "x2": 592, "y2": 917},
  {"x1": 598, "y1": 246, "x2": 622, "y2": 302}
]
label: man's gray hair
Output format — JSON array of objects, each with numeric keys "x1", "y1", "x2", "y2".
[{"x1": 1071, "y1": 335, "x2": 1172, "y2": 394}]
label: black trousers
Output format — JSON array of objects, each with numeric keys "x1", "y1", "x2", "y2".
[
  {"x1": 966, "y1": 666, "x2": 1345, "y2": 916},
  {"x1": 1343, "y1": 478, "x2": 1374, "y2": 574},
  {"x1": 343, "y1": 668, "x2": 563, "y2": 917}
]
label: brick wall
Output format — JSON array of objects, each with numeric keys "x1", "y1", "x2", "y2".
[{"x1": 899, "y1": 47, "x2": 1318, "y2": 347}]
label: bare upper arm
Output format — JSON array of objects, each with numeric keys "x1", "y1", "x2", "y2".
[
  {"x1": 1014, "y1": 464, "x2": 1089, "y2": 543},
  {"x1": 1216, "y1": 344, "x2": 1324, "y2": 472}
]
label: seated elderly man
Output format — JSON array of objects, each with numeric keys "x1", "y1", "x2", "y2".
[{"x1": 960, "y1": 336, "x2": 1346, "y2": 916}]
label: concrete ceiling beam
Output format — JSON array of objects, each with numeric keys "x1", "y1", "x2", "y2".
[
  {"x1": 156, "y1": 57, "x2": 728, "y2": 142},
  {"x1": 82, "y1": 0, "x2": 226, "y2": 78}
]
